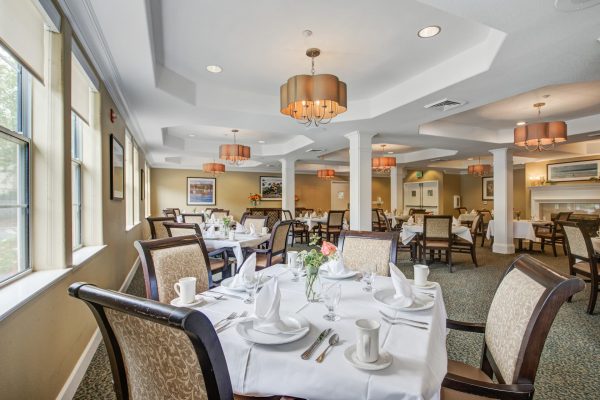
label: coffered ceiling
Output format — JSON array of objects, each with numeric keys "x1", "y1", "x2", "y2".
[{"x1": 60, "y1": 0, "x2": 600, "y2": 173}]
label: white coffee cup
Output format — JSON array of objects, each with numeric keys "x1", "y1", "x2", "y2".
[
  {"x1": 228, "y1": 230, "x2": 235, "y2": 240},
  {"x1": 355, "y1": 319, "x2": 380, "y2": 363},
  {"x1": 174, "y1": 277, "x2": 197, "y2": 304},
  {"x1": 413, "y1": 264, "x2": 430, "y2": 287},
  {"x1": 261, "y1": 227, "x2": 269, "y2": 235},
  {"x1": 287, "y1": 251, "x2": 298, "y2": 269}
]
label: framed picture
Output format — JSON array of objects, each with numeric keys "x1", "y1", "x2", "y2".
[
  {"x1": 260, "y1": 176, "x2": 282, "y2": 200},
  {"x1": 482, "y1": 177, "x2": 494, "y2": 200},
  {"x1": 109, "y1": 134, "x2": 124, "y2": 200},
  {"x1": 547, "y1": 160, "x2": 600, "y2": 182},
  {"x1": 187, "y1": 177, "x2": 216, "y2": 205},
  {"x1": 140, "y1": 169, "x2": 145, "y2": 201}
]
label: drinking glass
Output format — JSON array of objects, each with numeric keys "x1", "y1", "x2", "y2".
[
  {"x1": 243, "y1": 272, "x2": 259, "y2": 304},
  {"x1": 322, "y1": 282, "x2": 341, "y2": 321},
  {"x1": 362, "y1": 270, "x2": 375, "y2": 292},
  {"x1": 291, "y1": 258, "x2": 303, "y2": 282}
]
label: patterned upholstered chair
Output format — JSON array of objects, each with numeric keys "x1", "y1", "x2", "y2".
[
  {"x1": 163, "y1": 222, "x2": 233, "y2": 283},
  {"x1": 418, "y1": 215, "x2": 453, "y2": 272},
  {"x1": 567, "y1": 213, "x2": 600, "y2": 237},
  {"x1": 442, "y1": 254, "x2": 584, "y2": 399},
  {"x1": 134, "y1": 235, "x2": 212, "y2": 304},
  {"x1": 240, "y1": 214, "x2": 268, "y2": 231},
  {"x1": 245, "y1": 220, "x2": 292, "y2": 269},
  {"x1": 451, "y1": 213, "x2": 479, "y2": 267},
  {"x1": 146, "y1": 216, "x2": 176, "y2": 239},
  {"x1": 318, "y1": 210, "x2": 346, "y2": 245},
  {"x1": 282, "y1": 210, "x2": 309, "y2": 244},
  {"x1": 532, "y1": 211, "x2": 572, "y2": 256},
  {"x1": 560, "y1": 221, "x2": 599, "y2": 314},
  {"x1": 211, "y1": 210, "x2": 230, "y2": 220},
  {"x1": 181, "y1": 213, "x2": 205, "y2": 224},
  {"x1": 68, "y1": 283, "x2": 289, "y2": 400},
  {"x1": 246, "y1": 208, "x2": 283, "y2": 231},
  {"x1": 337, "y1": 230, "x2": 399, "y2": 276}
]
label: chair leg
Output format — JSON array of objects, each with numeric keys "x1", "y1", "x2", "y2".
[
  {"x1": 552, "y1": 241, "x2": 557, "y2": 257},
  {"x1": 562, "y1": 240, "x2": 567, "y2": 255},
  {"x1": 471, "y1": 245, "x2": 478, "y2": 267},
  {"x1": 587, "y1": 282, "x2": 598, "y2": 315},
  {"x1": 447, "y1": 249, "x2": 453, "y2": 272},
  {"x1": 541, "y1": 240, "x2": 545, "y2": 252},
  {"x1": 480, "y1": 232, "x2": 485, "y2": 247}
]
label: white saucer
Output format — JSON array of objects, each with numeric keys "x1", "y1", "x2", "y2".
[
  {"x1": 408, "y1": 279, "x2": 436, "y2": 289},
  {"x1": 373, "y1": 289, "x2": 435, "y2": 311},
  {"x1": 221, "y1": 274, "x2": 271, "y2": 292},
  {"x1": 319, "y1": 269, "x2": 357, "y2": 280},
  {"x1": 236, "y1": 314, "x2": 310, "y2": 345},
  {"x1": 343, "y1": 345, "x2": 392, "y2": 371},
  {"x1": 170, "y1": 294, "x2": 212, "y2": 307}
]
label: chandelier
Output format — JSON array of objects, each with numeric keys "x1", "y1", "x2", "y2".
[
  {"x1": 219, "y1": 129, "x2": 251, "y2": 166},
  {"x1": 372, "y1": 145, "x2": 396, "y2": 173},
  {"x1": 280, "y1": 48, "x2": 347, "y2": 127},
  {"x1": 317, "y1": 169, "x2": 336, "y2": 179},
  {"x1": 514, "y1": 102, "x2": 567, "y2": 151},
  {"x1": 202, "y1": 161, "x2": 225, "y2": 175},
  {"x1": 467, "y1": 157, "x2": 492, "y2": 176}
]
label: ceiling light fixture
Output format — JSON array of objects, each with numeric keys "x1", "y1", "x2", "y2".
[
  {"x1": 513, "y1": 102, "x2": 567, "y2": 151},
  {"x1": 317, "y1": 169, "x2": 336, "y2": 179},
  {"x1": 219, "y1": 129, "x2": 251, "y2": 166},
  {"x1": 258, "y1": 140, "x2": 265, "y2": 144},
  {"x1": 516, "y1": 121, "x2": 526, "y2": 126},
  {"x1": 418, "y1": 25, "x2": 441, "y2": 38},
  {"x1": 372, "y1": 145, "x2": 396, "y2": 173},
  {"x1": 206, "y1": 65, "x2": 223, "y2": 73},
  {"x1": 188, "y1": 134, "x2": 196, "y2": 137},
  {"x1": 468, "y1": 157, "x2": 492, "y2": 176},
  {"x1": 280, "y1": 48, "x2": 347, "y2": 127},
  {"x1": 202, "y1": 161, "x2": 225, "y2": 175}
]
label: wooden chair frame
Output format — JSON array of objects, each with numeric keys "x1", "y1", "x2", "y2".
[
  {"x1": 531, "y1": 211, "x2": 572, "y2": 256},
  {"x1": 318, "y1": 210, "x2": 346, "y2": 245},
  {"x1": 338, "y1": 230, "x2": 399, "y2": 269},
  {"x1": 245, "y1": 220, "x2": 292, "y2": 269},
  {"x1": 419, "y1": 215, "x2": 453, "y2": 272},
  {"x1": 181, "y1": 213, "x2": 205, "y2": 224},
  {"x1": 282, "y1": 210, "x2": 309, "y2": 244},
  {"x1": 146, "y1": 216, "x2": 176, "y2": 239}
]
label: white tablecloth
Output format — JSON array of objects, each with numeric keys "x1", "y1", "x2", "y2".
[
  {"x1": 195, "y1": 264, "x2": 447, "y2": 399},
  {"x1": 486, "y1": 220, "x2": 537, "y2": 241},
  {"x1": 204, "y1": 233, "x2": 269, "y2": 268},
  {"x1": 298, "y1": 217, "x2": 349, "y2": 231},
  {"x1": 385, "y1": 214, "x2": 402, "y2": 228},
  {"x1": 401, "y1": 225, "x2": 472, "y2": 245},
  {"x1": 592, "y1": 237, "x2": 600, "y2": 254}
]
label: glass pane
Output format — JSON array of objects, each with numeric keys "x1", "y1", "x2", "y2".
[
  {"x1": 0, "y1": 46, "x2": 19, "y2": 132},
  {"x1": 72, "y1": 162, "x2": 81, "y2": 248},
  {"x1": 71, "y1": 112, "x2": 82, "y2": 160},
  {"x1": 0, "y1": 207, "x2": 27, "y2": 282},
  {"x1": 0, "y1": 137, "x2": 23, "y2": 206}
]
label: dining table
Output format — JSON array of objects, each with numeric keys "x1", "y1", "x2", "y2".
[
  {"x1": 457, "y1": 214, "x2": 477, "y2": 223},
  {"x1": 401, "y1": 224, "x2": 472, "y2": 245},
  {"x1": 486, "y1": 220, "x2": 552, "y2": 251},
  {"x1": 191, "y1": 264, "x2": 448, "y2": 400},
  {"x1": 384, "y1": 214, "x2": 402, "y2": 228},
  {"x1": 298, "y1": 216, "x2": 349, "y2": 231},
  {"x1": 203, "y1": 233, "x2": 270, "y2": 268}
]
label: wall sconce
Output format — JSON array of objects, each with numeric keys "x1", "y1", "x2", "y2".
[{"x1": 529, "y1": 176, "x2": 545, "y2": 186}]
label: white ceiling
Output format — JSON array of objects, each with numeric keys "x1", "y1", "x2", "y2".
[{"x1": 60, "y1": 0, "x2": 600, "y2": 174}]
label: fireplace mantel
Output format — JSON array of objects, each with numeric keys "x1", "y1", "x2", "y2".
[{"x1": 530, "y1": 184, "x2": 600, "y2": 217}]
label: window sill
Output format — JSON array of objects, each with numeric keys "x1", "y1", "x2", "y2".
[
  {"x1": 72, "y1": 245, "x2": 107, "y2": 269},
  {"x1": 0, "y1": 269, "x2": 70, "y2": 322},
  {"x1": 126, "y1": 222, "x2": 140, "y2": 232}
]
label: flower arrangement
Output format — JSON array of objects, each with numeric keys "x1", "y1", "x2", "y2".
[
  {"x1": 248, "y1": 193, "x2": 261, "y2": 206},
  {"x1": 299, "y1": 240, "x2": 338, "y2": 301}
]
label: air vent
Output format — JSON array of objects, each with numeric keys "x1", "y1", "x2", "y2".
[
  {"x1": 305, "y1": 148, "x2": 326, "y2": 153},
  {"x1": 555, "y1": 0, "x2": 600, "y2": 12},
  {"x1": 424, "y1": 98, "x2": 466, "y2": 112}
]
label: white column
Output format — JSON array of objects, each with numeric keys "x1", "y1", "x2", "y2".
[
  {"x1": 280, "y1": 158, "x2": 295, "y2": 217},
  {"x1": 397, "y1": 166, "x2": 405, "y2": 214},
  {"x1": 390, "y1": 166, "x2": 397, "y2": 213},
  {"x1": 490, "y1": 148, "x2": 514, "y2": 254},
  {"x1": 345, "y1": 131, "x2": 375, "y2": 230}
]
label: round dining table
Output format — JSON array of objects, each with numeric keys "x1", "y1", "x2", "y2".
[{"x1": 401, "y1": 224, "x2": 471, "y2": 245}]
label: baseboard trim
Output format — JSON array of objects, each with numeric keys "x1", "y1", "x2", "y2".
[
  {"x1": 56, "y1": 257, "x2": 140, "y2": 400},
  {"x1": 492, "y1": 243, "x2": 516, "y2": 254}
]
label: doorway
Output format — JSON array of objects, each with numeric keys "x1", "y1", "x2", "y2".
[{"x1": 330, "y1": 181, "x2": 349, "y2": 210}]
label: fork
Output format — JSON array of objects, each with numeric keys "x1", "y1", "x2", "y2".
[
  {"x1": 214, "y1": 312, "x2": 237, "y2": 329},
  {"x1": 381, "y1": 317, "x2": 428, "y2": 330},
  {"x1": 379, "y1": 310, "x2": 429, "y2": 326},
  {"x1": 217, "y1": 311, "x2": 248, "y2": 333}
]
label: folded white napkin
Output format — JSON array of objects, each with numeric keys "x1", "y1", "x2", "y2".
[
  {"x1": 408, "y1": 216, "x2": 414, "y2": 224},
  {"x1": 311, "y1": 212, "x2": 317, "y2": 218},
  {"x1": 452, "y1": 217, "x2": 460, "y2": 226},
  {"x1": 200, "y1": 222, "x2": 206, "y2": 230},
  {"x1": 249, "y1": 223, "x2": 256, "y2": 236},
  {"x1": 205, "y1": 225, "x2": 216, "y2": 237},
  {"x1": 232, "y1": 252, "x2": 256, "y2": 288},
  {"x1": 389, "y1": 263, "x2": 415, "y2": 307},
  {"x1": 471, "y1": 209, "x2": 477, "y2": 215},
  {"x1": 235, "y1": 223, "x2": 245, "y2": 233},
  {"x1": 324, "y1": 259, "x2": 345, "y2": 275},
  {"x1": 253, "y1": 278, "x2": 304, "y2": 335},
  {"x1": 324, "y1": 212, "x2": 328, "y2": 218}
]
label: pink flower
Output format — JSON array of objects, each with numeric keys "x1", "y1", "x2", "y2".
[{"x1": 321, "y1": 241, "x2": 337, "y2": 257}]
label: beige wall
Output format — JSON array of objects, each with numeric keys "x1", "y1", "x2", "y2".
[
  {"x1": 443, "y1": 174, "x2": 461, "y2": 215},
  {"x1": 372, "y1": 177, "x2": 391, "y2": 211},
  {"x1": 0, "y1": 21, "x2": 147, "y2": 400},
  {"x1": 458, "y1": 169, "x2": 525, "y2": 213}
]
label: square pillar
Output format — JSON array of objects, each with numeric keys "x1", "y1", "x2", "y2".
[
  {"x1": 490, "y1": 148, "x2": 514, "y2": 254},
  {"x1": 345, "y1": 131, "x2": 375, "y2": 230},
  {"x1": 390, "y1": 165, "x2": 404, "y2": 214},
  {"x1": 280, "y1": 158, "x2": 295, "y2": 217}
]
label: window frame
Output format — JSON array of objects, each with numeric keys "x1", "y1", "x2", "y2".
[{"x1": 71, "y1": 112, "x2": 83, "y2": 250}]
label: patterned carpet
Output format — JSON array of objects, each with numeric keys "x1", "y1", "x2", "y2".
[{"x1": 74, "y1": 243, "x2": 599, "y2": 399}]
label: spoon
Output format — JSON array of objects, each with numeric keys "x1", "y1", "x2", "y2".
[{"x1": 315, "y1": 334, "x2": 339, "y2": 363}]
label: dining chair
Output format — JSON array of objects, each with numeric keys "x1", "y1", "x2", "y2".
[
  {"x1": 68, "y1": 283, "x2": 291, "y2": 400},
  {"x1": 337, "y1": 230, "x2": 399, "y2": 276},
  {"x1": 371, "y1": 209, "x2": 384, "y2": 232},
  {"x1": 163, "y1": 222, "x2": 233, "y2": 283},
  {"x1": 181, "y1": 213, "x2": 205, "y2": 224},
  {"x1": 478, "y1": 210, "x2": 492, "y2": 247},
  {"x1": 418, "y1": 215, "x2": 453, "y2": 272},
  {"x1": 240, "y1": 214, "x2": 268, "y2": 231},
  {"x1": 282, "y1": 210, "x2": 309, "y2": 244},
  {"x1": 211, "y1": 210, "x2": 230, "y2": 220},
  {"x1": 409, "y1": 208, "x2": 427, "y2": 216},
  {"x1": 319, "y1": 210, "x2": 346, "y2": 245},
  {"x1": 451, "y1": 213, "x2": 479, "y2": 267},
  {"x1": 162, "y1": 207, "x2": 180, "y2": 218},
  {"x1": 560, "y1": 221, "x2": 599, "y2": 314},
  {"x1": 442, "y1": 254, "x2": 584, "y2": 399},
  {"x1": 245, "y1": 220, "x2": 292, "y2": 269},
  {"x1": 134, "y1": 234, "x2": 212, "y2": 304},
  {"x1": 532, "y1": 211, "x2": 572, "y2": 256},
  {"x1": 146, "y1": 216, "x2": 176, "y2": 239},
  {"x1": 455, "y1": 207, "x2": 468, "y2": 216},
  {"x1": 567, "y1": 213, "x2": 600, "y2": 237}
]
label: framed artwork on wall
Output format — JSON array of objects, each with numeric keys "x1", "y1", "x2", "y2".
[
  {"x1": 187, "y1": 177, "x2": 216, "y2": 205},
  {"x1": 482, "y1": 177, "x2": 494, "y2": 200},
  {"x1": 260, "y1": 176, "x2": 282, "y2": 200},
  {"x1": 547, "y1": 159, "x2": 600, "y2": 182},
  {"x1": 109, "y1": 134, "x2": 124, "y2": 200}
]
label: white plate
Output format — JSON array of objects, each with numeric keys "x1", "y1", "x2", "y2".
[
  {"x1": 407, "y1": 279, "x2": 437, "y2": 289},
  {"x1": 236, "y1": 314, "x2": 310, "y2": 345},
  {"x1": 220, "y1": 274, "x2": 271, "y2": 292},
  {"x1": 319, "y1": 269, "x2": 357, "y2": 280},
  {"x1": 170, "y1": 294, "x2": 213, "y2": 307},
  {"x1": 372, "y1": 289, "x2": 435, "y2": 311},
  {"x1": 344, "y1": 345, "x2": 392, "y2": 371}
]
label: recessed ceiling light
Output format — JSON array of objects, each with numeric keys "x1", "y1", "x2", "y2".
[
  {"x1": 206, "y1": 65, "x2": 222, "y2": 73},
  {"x1": 188, "y1": 134, "x2": 196, "y2": 137},
  {"x1": 258, "y1": 140, "x2": 265, "y2": 144},
  {"x1": 302, "y1": 29, "x2": 313, "y2": 37},
  {"x1": 418, "y1": 25, "x2": 441, "y2": 38},
  {"x1": 467, "y1": 157, "x2": 474, "y2": 161},
  {"x1": 516, "y1": 121, "x2": 527, "y2": 126},
  {"x1": 387, "y1": 151, "x2": 394, "y2": 154}
]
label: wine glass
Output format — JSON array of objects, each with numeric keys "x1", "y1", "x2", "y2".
[
  {"x1": 322, "y1": 282, "x2": 341, "y2": 321},
  {"x1": 291, "y1": 257, "x2": 303, "y2": 282},
  {"x1": 243, "y1": 272, "x2": 260, "y2": 304},
  {"x1": 362, "y1": 270, "x2": 375, "y2": 292}
]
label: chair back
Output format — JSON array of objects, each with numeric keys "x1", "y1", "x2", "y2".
[
  {"x1": 282, "y1": 210, "x2": 294, "y2": 221},
  {"x1": 338, "y1": 230, "x2": 399, "y2": 276},
  {"x1": 456, "y1": 207, "x2": 468, "y2": 215},
  {"x1": 134, "y1": 235, "x2": 211, "y2": 304},
  {"x1": 181, "y1": 213, "x2": 205, "y2": 224},
  {"x1": 243, "y1": 216, "x2": 268, "y2": 231},
  {"x1": 211, "y1": 210, "x2": 230, "y2": 220},
  {"x1": 146, "y1": 216, "x2": 176, "y2": 239},
  {"x1": 560, "y1": 221, "x2": 594, "y2": 262},
  {"x1": 327, "y1": 210, "x2": 346, "y2": 228},
  {"x1": 267, "y1": 220, "x2": 292, "y2": 256},
  {"x1": 163, "y1": 209, "x2": 176, "y2": 218},
  {"x1": 409, "y1": 208, "x2": 427, "y2": 216},
  {"x1": 482, "y1": 254, "x2": 584, "y2": 385},
  {"x1": 246, "y1": 208, "x2": 282, "y2": 230},
  {"x1": 68, "y1": 283, "x2": 234, "y2": 400},
  {"x1": 567, "y1": 213, "x2": 600, "y2": 237},
  {"x1": 470, "y1": 214, "x2": 481, "y2": 235},
  {"x1": 164, "y1": 222, "x2": 202, "y2": 237},
  {"x1": 423, "y1": 215, "x2": 452, "y2": 241},
  {"x1": 479, "y1": 210, "x2": 492, "y2": 224},
  {"x1": 553, "y1": 211, "x2": 573, "y2": 236}
]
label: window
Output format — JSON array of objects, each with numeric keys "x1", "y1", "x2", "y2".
[
  {"x1": 144, "y1": 162, "x2": 151, "y2": 217},
  {"x1": 133, "y1": 146, "x2": 140, "y2": 224},
  {"x1": 0, "y1": 46, "x2": 31, "y2": 284},
  {"x1": 71, "y1": 112, "x2": 83, "y2": 249}
]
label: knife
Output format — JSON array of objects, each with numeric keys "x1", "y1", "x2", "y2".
[
  {"x1": 301, "y1": 328, "x2": 332, "y2": 360},
  {"x1": 207, "y1": 290, "x2": 245, "y2": 300}
]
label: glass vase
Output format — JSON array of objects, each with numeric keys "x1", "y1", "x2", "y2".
[{"x1": 305, "y1": 268, "x2": 321, "y2": 302}]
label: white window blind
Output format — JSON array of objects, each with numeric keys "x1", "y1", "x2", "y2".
[
  {"x1": 71, "y1": 55, "x2": 91, "y2": 124},
  {"x1": 0, "y1": 0, "x2": 47, "y2": 82}
]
